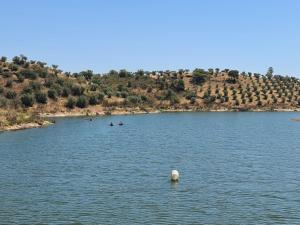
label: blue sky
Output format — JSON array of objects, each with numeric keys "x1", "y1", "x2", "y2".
[{"x1": 1, "y1": 0, "x2": 300, "y2": 76}]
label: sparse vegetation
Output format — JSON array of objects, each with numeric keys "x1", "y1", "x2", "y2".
[{"x1": 0, "y1": 55, "x2": 300, "y2": 130}]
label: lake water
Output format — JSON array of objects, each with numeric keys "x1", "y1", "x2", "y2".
[{"x1": 1, "y1": 112, "x2": 300, "y2": 224}]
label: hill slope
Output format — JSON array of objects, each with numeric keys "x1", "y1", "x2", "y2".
[{"x1": 1, "y1": 55, "x2": 300, "y2": 130}]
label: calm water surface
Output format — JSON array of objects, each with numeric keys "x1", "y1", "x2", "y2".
[{"x1": 0, "y1": 112, "x2": 300, "y2": 224}]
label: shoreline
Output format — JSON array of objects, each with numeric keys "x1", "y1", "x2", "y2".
[{"x1": 1, "y1": 107, "x2": 300, "y2": 132}]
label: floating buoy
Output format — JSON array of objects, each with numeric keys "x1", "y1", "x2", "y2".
[{"x1": 171, "y1": 170, "x2": 179, "y2": 182}]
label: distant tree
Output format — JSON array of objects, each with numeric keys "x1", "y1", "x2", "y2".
[
  {"x1": 71, "y1": 85, "x2": 84, "y2": 96},
  {"x1": 89, "y1": 94, "x2": 98, "y2": 105},
  {"x1": 21, "y1": 94, "x2": 34, "y2": 107},
  {"x1": 266, "y1": 67, "x2": 274, "y2": 79},
  {"x1": 35, "y1": 92, "x2": 47, "y2": 104},
  {"x1": 208, "y1": 68, "x2": 214, "y2": 75},
  {"x1": 12, "y1": 56, "x2": 21, "y2": 65},
  {"x1": 108, "y1": 70, "x2": 118, "y2": 76},
  {"x1": 80, "y1": 70, "x2": 93, "y2": 80},
  {"x1": 191, "y1": 68, "x2": 208, "y2": 85},
  {"x1": 228, "y1": 70, "x2": 239, "y2": 79},
  {"x1": 0, "y1": 56, "x2": 7, "y2": 62},
  {"x1": 65, "y1": 97, "x2": 76, "y2": 109},
  {"x1": 20, "y1": 69, "x2": 38, "y2": 80},
  {"x1": 48, "y1": 88, "x2": 58, "y2": 100},
  {"x1": 175, "y1": 79, "x2": 185, "y2": 92},
  {"x1": 76, "y1": 96, "x2": 88, "y2": 108},
  {"x1": 136, "y1": 70, "x2": 144, "y2": 76},
  {"x1": 119, "y1": 69, "x2": 128, "y2": 78}
]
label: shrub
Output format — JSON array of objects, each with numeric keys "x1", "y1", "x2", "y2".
[
  {"x1": 90, "y1": 84, "x2": 98, "y2": 91},
  {"x1": 175, "y1": 79, "x2": 185, "y2": 92},
  {"x1": 185, "y1": 91, "x2": 196, "y2": 100},
  {"x1": 89, "y1": 95, "x2": 98, "y2": 105},
  {"x1": 5, "y1": 90, "x2": 16, "y2": 99},
  {"x1": 65, "y1": 97, "x2": 76, "y2": 109},
  {"x1": 5, "y1": 79, "x2": 13, "y2": 88},
  {"x1": 119, "y1": 69, "x2": 128, "y2": 78},
  {"x1": 71, "y1": 85, "x2": 84, "y2": 96},
  {"x1": 0, "y1": 97, "x2": 7, "y2": 107},
  {"x1": 9, "y1": 63, "x2": 19, "y2": 71},
  {"x1": 35, "y1": 92, "x2": 47, "y2": 104},
  {"x1": 0, "y1": 56, "x2": 7, "y2": 62},
  {"x1": 62, "y1": 87, "x2": 71, "y2": 97},
  {"x1": 48, "y1": 88, "x2": 58, "y2": 100},
  {"x1": 29, "y1": 81, "x2": 41, "y2": 91},
  {"x1": 98, "y1": 92, "x2": 105, "y2": 102},
  {"x1": 127, "y1": 95, "x2": 140, "y2": 105},
  {"x1": 21, "y1": 94, "x2": 34, "y2": 107},
  {"x1": 22, "y1": 86, "x2": 33, "y2": 94},
  {"x1": 20, "y1": 69, "x2": 38, "y2": 80},
  {"x1": 121, "y1": 91, "x2": 128, "y2": 98},
  {"x1": 76, "y1": 96, "x2": 88, "y2": 108},
  {"x1": 17, "y1": 74, "x2": 25, "y2": 83},
  {"x1": 191, "y1": 69, "x2": 208, "y2": 85}
]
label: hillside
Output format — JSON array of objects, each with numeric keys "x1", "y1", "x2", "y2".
[{"x1": 1, "y1": 55, "x2": 300, "y2": 130}]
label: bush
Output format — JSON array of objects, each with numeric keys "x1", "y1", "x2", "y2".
[
  {"x1": 127, "y1": 95, "x2": 140, "y2": 105},
  {"x1": 71, "y1": 85, "x2": 84, "y2": 96},
  {"x1": 5, "y1": 79, "x2": 13, "y2": 88},
  {"x1": 119, "y1": 69, "x2": 128, "y2": 78},
  {"x1": 89, "y1": 95, "x2": 98, "y2": 105},
  {"x1": 29, "y1": 81, "x2": 41, "y2": 91},
  {"x1": 20, "y1": 69, "x2": 38, "y2": 80},
  {"x1": 35, "y1": 92, "x2": 47, "y2": 104},
  {"x1": 48, "y1": 88, "x2": 58, "y2": 100},
  {"x1": 76, "y1": 96, "x2": 88, "y2": 108},
  {"x1": 0, "y1": 56, "x2": 7, "y2": 62},
  {"x1": 98, "y1": 92, "x2": 105, "y2": 102},
  {"x1": 65, "y1": 97, "x2": 76, "y2": 109},
  {"x1": 191, "y1": 69, "x2": 208, "y2": 85},
  {"x1": 185, "y1": 91, "x2": 196, "y2": 100},
  {"x1": 0, "y1": 97, "x2": 8, "y2": 107},
  {"x1": 5, "y1": 90, "x2": 16, "y2": 99},
  {"x1": 22, "y1": 86, "x2": 33, "y2": 94},
  {"x1": 62, "y1": 87, "x2": 71, "y2": 97},
  {"x1": 175, "y1": 79, "x2": 185, "y2": 92},
  {"x1": 21, "y1": 94, "x2": 34, "y2": 107},
  {"x1": 17, "y1": 74, "x2": 25, "y2": 83}
]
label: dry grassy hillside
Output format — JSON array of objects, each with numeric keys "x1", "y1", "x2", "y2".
[{"x1": 0, "y1": 55, "x2": 300, "y2": 128}]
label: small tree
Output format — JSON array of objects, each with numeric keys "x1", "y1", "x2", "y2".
[
  {"x1": 227, "y1": 70, "x2": 239, "y2": 83},
  {"x1": 48, "y1": 88, "x2": 58, "y2": 100},
  {"x1": 175, "y1": 79, "x2": 185, "y2": 92},
  {"x1": 5, "y1": 90, "x2": 16, "y2": 99},
  {"x1": 76, "y1": 96, "x2": 88, "y2": 108},
  {"x1": 35, "y1": 92, "x2": 47, "y2": 104},
  {"x1": 21, "y1": 94, "x2": 34, "y2": 107},
  {"x1": 266, "y1": 67, "x2": 274, "y2": 79},
  {"x1": 65, "y1": 97, "x2": 76, "y2": 109},
  {"x1": 0, "y1": 56, "x2": 7, "y2": 62},
  {"x1": 191, "y1": 68, "x2": 208, "y2": 85}
]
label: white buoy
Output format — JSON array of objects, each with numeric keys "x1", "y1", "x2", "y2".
[{"x1": 171, "y1": 170, "x2": 179, "y2": 182}]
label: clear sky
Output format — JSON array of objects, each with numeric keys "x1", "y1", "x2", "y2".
[{"x1": 1, "y1": 0, "x2": 300, "y2": 76}]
